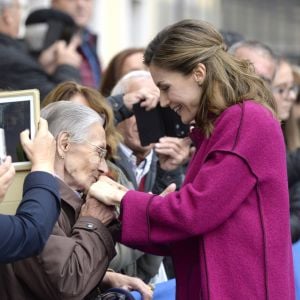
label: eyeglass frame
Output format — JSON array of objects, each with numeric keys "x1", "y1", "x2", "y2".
[
  {"x1": 272, "y1": 84, "x2": 299, "y2": 97},
  {"x1": 84, "y1": 140, "x2": 107, "y2": 161},
  {"x1": 69, "y1": 138, "x2": 107, "y2": 161}
]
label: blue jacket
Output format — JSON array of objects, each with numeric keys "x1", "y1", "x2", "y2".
[{"x1": 0, "y1": 171, "x2": 60, "y2": 262}]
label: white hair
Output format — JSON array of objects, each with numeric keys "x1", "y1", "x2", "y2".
[
  {"x1": 41, "y1": 101, "x2": 105, "y2": 142},
  {"x1": 111, "y1": 70, "x2": 152, "y2": 96},
  {"x1": 0, "y1": 0, "x2": 14, "y2": 12}
]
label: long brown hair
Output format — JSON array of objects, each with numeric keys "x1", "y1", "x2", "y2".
[
  {"x1": 43, "y1": 81, "x2": 122, "y2": 158},
  {"x1": 144, "y1": 19, "x2": 277, "y2": 136}
]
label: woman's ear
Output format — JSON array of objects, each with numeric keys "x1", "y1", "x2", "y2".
[
  {"x1": 57, "y1": 131, "x2": 71, "y2": 158},
  {"x1": 193, "y1": 63, "x2": 206, "y2": 85}
]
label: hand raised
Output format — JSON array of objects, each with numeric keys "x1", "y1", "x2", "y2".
[{"x1": 20, "y1": 118, "x2": 56, "y2": 173}]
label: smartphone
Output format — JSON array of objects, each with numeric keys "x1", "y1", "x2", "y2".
[
  {"x1": 133, "y1": 103, "x2": 165, "y2": 146},
  {"x1": 133, "y1": 103, "x2": 190, "y2": 146}
]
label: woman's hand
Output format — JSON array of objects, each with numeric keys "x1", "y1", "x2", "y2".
[
  {"x1": 155, "y1": 136, "x2": 192, "y2": 171},
  {"x1": 0, "y1": 156, "x2": 15, "y2": 202},
  {"x1": 20, "y1": 118, "x2": 56, "y2": 174},
  {"x1": 88, "y1": 175, "x2": 128, "y2": 206},
  {"x1": 102, "y1": 272, "x2": 153, "y2": 300}
]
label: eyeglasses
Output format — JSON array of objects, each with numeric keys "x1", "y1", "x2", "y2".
[
  {"x1": 272, "y1": 85, "x2": 299, "y2": 97},
  {"x1": 85, "y1": 141, "x2": 107, "y2": 161}
]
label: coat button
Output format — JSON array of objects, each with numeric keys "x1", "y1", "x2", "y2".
[{"x1": 86, "y1": 223, "x2": 94, "y2": 229}]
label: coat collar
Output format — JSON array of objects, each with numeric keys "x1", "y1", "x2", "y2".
[{"x1": 56, "y1": 177, "x2": 83, "y2": 220}]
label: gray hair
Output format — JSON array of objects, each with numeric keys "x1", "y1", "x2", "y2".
[
  {"x1": 228, "y1": 40, "x2": 277, "y2": 61},
  {"x1": 41, "y1": 101, "x2": 105, "y2": 142},
  {"x1": 111, "y1": 70, "x2": 152, "y2": 96},
  {"x1": 0, "y1": 0, "x2": 14, "y2": 12}
]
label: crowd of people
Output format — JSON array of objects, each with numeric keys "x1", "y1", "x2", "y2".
[{"x1": 0, "y1": 0, "x2": 299, "y2": 299}]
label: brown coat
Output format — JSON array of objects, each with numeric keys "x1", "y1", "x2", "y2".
[{"x1": 0, "y1": 178, "x2": 116, "y2": 300}]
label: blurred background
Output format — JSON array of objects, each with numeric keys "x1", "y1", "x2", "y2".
[{"x1": 24, "y1": 0, "x2": 300, "y2": 70}]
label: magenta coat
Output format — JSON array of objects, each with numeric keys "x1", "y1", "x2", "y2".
[{"x1": 120, "y1": 101, "x2": 295, "y2": 299}]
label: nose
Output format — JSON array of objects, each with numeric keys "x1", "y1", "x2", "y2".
[
  {"x1": 160, "y1": 94, "x2": 170, "y2": 107},
  {"x1": 98, "y1": 158, "x2": 109, "y2": 174}
]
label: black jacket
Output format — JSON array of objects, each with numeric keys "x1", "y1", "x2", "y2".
[
  {"x1": 0, "y1": 33, "x2": 81, "y2": 100},
  {"x1": 286, "y1": 148, "x2": 300, "y2": 243}
]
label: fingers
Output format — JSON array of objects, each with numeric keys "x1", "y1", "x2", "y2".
[
  {"x1": 35, "y1": 118, "x2": 49, "y2": 140},
  {"x1": 68, "y1": 34, "x2": 81, "y2": 50},
  {"x1": 20, "y1": 129, "x2": 30, "y2": 146},
  {"x1": 20, "y1": 129, "x2": 32, "y2": 160},
  {"x1": 0, "y1": 156, "x2": 15, "y2": 199},
  {"x1": 160, "y1": 183, "x2": 176, "y2": 197},
  {"x1": 99, "y1": 175, "x2": 128, "y2": 192}
]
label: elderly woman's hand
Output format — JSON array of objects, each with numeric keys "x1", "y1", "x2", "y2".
[
  {"x1": 80, "y1": 195, "x2": 116, "y2": 225},
  {"x1": 20, "y1": 118, "x2": 56, "y2": 174},
  {"x1": 0, "y1": 156, "x2": 15, "y2": 202},
  {"x1": 102, "y1": 272, "x2": 153, "y2": 300},
  {"x1": 88, "y1": 175, "x2": 128, "y2": 206}
]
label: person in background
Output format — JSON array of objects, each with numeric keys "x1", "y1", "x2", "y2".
[
  {"x1": 51, "y1": 0, "x2": 102, "y2": 89},
  {"x1": 273, "y1": 58, "x2": 300, "y2": 244},
  {"x1": 219, "y1": 30, "x2": 244, "y2": 48},
  {"x1": 273, "y1": 58, "x2": 299, "y2": 146},
  {"x1": 0, "y1": 101, "x2": 152, "y2": 300},
  {"x1": 25, "y1": 7, "x2": 82, "y2": 79},
  {"x1": 89, "y1": 19, "x2": 294, "y2": 299},
  {"x1": 42, "y1": 81, "x2": 122, "y2": 162},
  {"x1": 229, "y1": 39, "x2": 277, "y2": 86},
  {"x1": 0, "y1": 118, "x2": 60, "y2": 262},
  {"x1": 0, "y1": 0, "x2": 81, "y2": 100},
  {"x1": 110, "y1": 70, "x2": 190, "y2": 282},
  {"x1": 100, "y1": 47, "x2": 160, "y2": 125},
  {"x1": 100, "y1": 47, "x2": 146, "y2": 97},
  {"x1": 230, "y1": 40, "x2": 300, "y2": 244}
]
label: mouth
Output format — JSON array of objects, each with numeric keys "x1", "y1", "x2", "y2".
[{"x1": 172, "y1": 105, "x2": 182, "y2": 114}]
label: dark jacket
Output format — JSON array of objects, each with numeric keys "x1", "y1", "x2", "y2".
[
  {"x1": 286, "y1": 148, "x2": 300, "y2": 243},
  {"x1": 0, "y1": 33, "x2": 81, "y2": 100},
  {"x1": 0, "y1": 171, "x2": 60, "y2": 263},
  {"x1": 114, "y1": 148, "x2": 183, "y2": 194},
  {"x1": 0, "y1": 178, "x2": 115, "y2": 300}
]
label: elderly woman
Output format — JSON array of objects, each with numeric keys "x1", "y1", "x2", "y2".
[{"x1": 0, "y1": 101, "x2": 152, "y2": 300}]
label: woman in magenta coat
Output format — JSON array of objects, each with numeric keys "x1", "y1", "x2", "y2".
[{"x1": 89, "y1": 19, "x2": 295, "y2": 299}]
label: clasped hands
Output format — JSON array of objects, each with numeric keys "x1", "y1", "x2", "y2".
[
  {"x1": 88, "y1": 175, "x2": 129, "y2": 206},
  {"x1": 88, "y1": 175, "x2": 177, "y2": 207}
]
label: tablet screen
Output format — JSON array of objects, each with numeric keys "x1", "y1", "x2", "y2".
[{"x1": 0, "y1": 90, "x2": 40, "y2": 170}]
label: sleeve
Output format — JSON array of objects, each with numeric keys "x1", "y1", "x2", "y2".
[
  {"x1": 0, "y1": 171, "x2": 60, "y2": 263},
  {"x1": 107, "y1": 95, "x2": 133, "y2": 124},
  {"x1": 120, "y1": 150, "x2": 257, "y2": 247},
  {"x1": 14, "y1": 216, "x2": 116, "y2": 299}
]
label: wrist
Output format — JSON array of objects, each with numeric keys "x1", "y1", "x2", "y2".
[{"x1": 31, "y1": 163, "x2": 54, "y2": 174}]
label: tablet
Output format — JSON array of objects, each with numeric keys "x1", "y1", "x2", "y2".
[{"x1": 0, "y1": 89, "x2": 40, "y2": 170}]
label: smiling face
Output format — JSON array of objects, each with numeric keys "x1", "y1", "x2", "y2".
[
  {"x1": 149, "y1": 64, "x2": 203, "y2": 124},
  {"x1": 60, "y1": 122, "x2": 108, "y2": 193}
]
